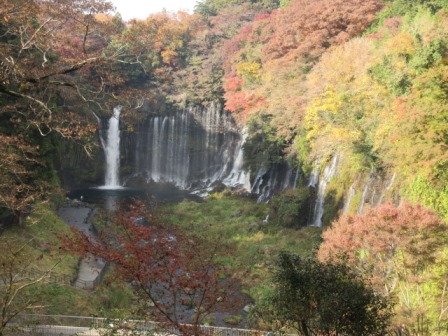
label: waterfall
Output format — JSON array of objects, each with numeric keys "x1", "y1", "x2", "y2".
[
  {"x1": 343, "y1": 184, "x2": 356, "y2": 214},
  {"x1": 222, "y1": 131, "x2": 251, "y2": 191},
  {"x1": 251, "y1": 168, "x2": 268, "y2": 195},
  {"x1": 132, "y1": 105, "x2": 241, "y2": 190},
  {"x1": 308, "y1": 165, "x2": 319, "y2": 188},
  {"x1": 100, "y1": 106, "x2": 122, "y2": 189},
  {"x1": 378, "y1": 173, "x2": 396, "y2": 204},
  {"x1": 124, "y1": 103, "x2": 299, "y2": 198},
  {"x1": 358, "y1": 171, "x2": 374, "y2": 214},
  {"x1": 309, "y1": 155, "x2": 339, "y2": 227}
]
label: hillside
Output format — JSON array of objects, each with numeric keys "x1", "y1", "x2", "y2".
[{"x1": 1, "y1": 0, "x2": 448, "y2": 334}]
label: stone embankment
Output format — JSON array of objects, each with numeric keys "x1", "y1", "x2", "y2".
[{"x1": 58, "y1": 203, "x2": 107, "y2": 290}]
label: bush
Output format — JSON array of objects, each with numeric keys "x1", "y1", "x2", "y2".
[{"x1": 269, "y1": 187, "x2": 310, "y2": 228}]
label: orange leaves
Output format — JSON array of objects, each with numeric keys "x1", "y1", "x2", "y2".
[
  {"x1": 386, "y1": 32, "x2": 416, "y2": 56},
  {"x1": 224, "y1": 89, "x2": 265, "y2": 121},
  {"x1": 161, "y1": 49, "x2": 178, "y2": 65},
  {"x1": 261, "y1": 0, "x2": 383, "y2": 64},
  {"x1": 119, "y1": 11, "x2": 196, "y2": 70},
  {"x1": 223, "y1": 70, "x2": 266, "y2": 121},
  {"x1": 222, "y1": 73, "x2": 243, "y2": 92}
]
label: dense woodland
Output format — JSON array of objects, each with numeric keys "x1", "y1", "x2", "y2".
[{"x1": 1, "y1": 0, "x2": 448, "y2": 334}]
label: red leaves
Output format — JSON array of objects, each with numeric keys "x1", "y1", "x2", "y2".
[
  {"x1": 319, "y1": 202, "x2": 446, "y2": 262},
  {"x1": 219, "y1": 0, "x2": 382, "y2": 124},
  {"x1": 61, "y1": 200, "x2": 233, "y2": 327},
  {"x1": 260, "y1": 0, "x2": 383, "y2": 63},
  {"x1": 318, "y1": 202, "x2": 448, "y2": 293}
]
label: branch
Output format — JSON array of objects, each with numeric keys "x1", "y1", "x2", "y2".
[
  {"x1": 82, "y1": 20, "x2": 90, "y2": 55},
  {"x1": 0, "y1": 86, "x2": 52, "y2": 116},
  {"x1": 6, "y1": 259, "x2": 62, "y2": 309},
  {"x1": 19, "y1": 18, "x2": 55, "y2": 54}
]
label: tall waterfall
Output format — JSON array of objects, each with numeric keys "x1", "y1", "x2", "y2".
[
  {"x1": 132, "y1": 104, "x2": 241, "y2": 190},
  {"x1": 309, "y1": 155, "x2": 339, "y2": 227},
  {"x1": 343, "y1": 184, "x2": 356, "y2": 214},
  {"x1": 222, "y1": 130, "x2": 251, "y2": 191},
  {"x1": 100, "y1": 106, "x2": 122, "y2": 189}
]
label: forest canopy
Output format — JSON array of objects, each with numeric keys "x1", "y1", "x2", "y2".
[{"x1": 1, "y1": 0, "x2": 448, "y2": 333}]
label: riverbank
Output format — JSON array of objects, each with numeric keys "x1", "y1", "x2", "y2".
[
  {"x1": 58, "y1": 205, "x2": 107, "y2": 290},
  {"x1": 160, "y1": 192, "x2": 322, "y2": 305}
]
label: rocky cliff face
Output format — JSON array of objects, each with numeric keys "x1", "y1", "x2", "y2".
[{"x1": 120, "y1": 103, "x2": 299, "y2": 198}]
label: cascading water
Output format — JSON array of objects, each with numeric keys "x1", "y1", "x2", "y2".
[
  {"x1": 222, "y1": 130, "x2": 251, "y2": 191},
  {"x1": 358, "y1": 171, "x2": 374, "y2": 214},
  {"x1": 131, "y1": 104, "x2": 242, "y2": 190},
  {"x1": 378, "y1": 173, "x2": 396, "y2": 204},
  {"x1": 125, "y1": 104, "x2": 299, "y2": 198},
  {"x1": 77, "y1": 105, "x2": 400, "y2": 222},
  {"x1": 100, "y1": 106, "x2": 123, "y2": 189},
  {"x1": 343, "y1": 184, "x2": 356, "y2": 214},
  {"x1": 309, "y1": 155, "x2": 339, "y2": 227}
]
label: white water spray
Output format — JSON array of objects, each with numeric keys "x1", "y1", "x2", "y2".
[
  {"x1": 310, "y1": 155, "x2": 339, "y2": 227},
  {"x1": 101, "y1": 106, "x2": 123, "y2": 189}
]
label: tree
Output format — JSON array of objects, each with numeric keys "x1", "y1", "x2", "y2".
[
  {"x1": 0, "y1": 0, "x2": 122, "y2": 118},
  {"x1": 258, "y1": 252, "x2": 391, "y2": 336},
  {"x1": 0, "y1": 0, "x2": 183, "y2": 224},
  {"x1": 195, "y1": 0, "x2": 280, "y2": 16},
  {"x1": 0, "y1": 236, "x2": 61, "y2": 336},
  {"x1": 62, "y1": 201, "x2": 239, "y2": 335},
  {"x1": 379, "y1": 65, "x2": 448, "y2": 181},
  {"x1": 318, "y1": 202, "x2": 448, "y2": 333},
  {"x1": 0, "y1": 135, "x2": 43, "y2": 227},
  {"x1": 0, "y1": 0, "x2": 119, "y2": 223}
]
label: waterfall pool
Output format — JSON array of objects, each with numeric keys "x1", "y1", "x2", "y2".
[{"x1": 67, "y1": 184, "x2": 202, "y2": 209}]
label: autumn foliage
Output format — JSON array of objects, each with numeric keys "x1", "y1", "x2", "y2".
[
  {"x1": 319, "y1": 202, "x2": 447, "y2": 271},
  {"x1": 62, "y1": 201, "x2": 238, "y2": 333},
  {"x1": 261, "y1": 0, "x2": 383, "y2": 63},
  {"x1": 220, "y1": 0, "x2": 383, "y2": 123},
  {"x1": 318, "y1": 202, "x2": 448, "y2": 332}
]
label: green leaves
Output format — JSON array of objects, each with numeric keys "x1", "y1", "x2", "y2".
[
  {"x1": 264, "y1": 253, "x2": 391, "y2": 336},
  {"x1": 269, "y1": 188, "x2": 310, "y2": 228}
]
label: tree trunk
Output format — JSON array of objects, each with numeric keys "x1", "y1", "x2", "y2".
[{"x1": 301, "y1": 319, "x2": 310, "y2": 336}]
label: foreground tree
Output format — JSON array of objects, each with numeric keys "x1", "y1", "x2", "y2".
[
  {"x1": 0, "y1": 236, "x2": 60, "y2": 336},
  {"x1": 62, "y1": 201, "x2": 239, "y2": 335},
  {"x1": 0, "y1": 135, "x2": 43, "y2": 227},
  {"x1": 257, "y1": 252, "x2": 391, "y2": 336}
]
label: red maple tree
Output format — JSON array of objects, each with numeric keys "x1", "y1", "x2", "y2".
[{"x1": 62, "y1": 200, "x2": 241, "y2": 334}]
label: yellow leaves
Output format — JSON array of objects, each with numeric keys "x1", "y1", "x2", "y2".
[
  {"x1": 304, "y1": 86, "x2": 366, "y2": 158},
  {"x1": 302, "y1": 36, "x2": 392, "y2": 160},
  {"x1": 161, "y1": 49, "x2": 178, "y2": 65},
  {"x1": 236, "y1": 61, "x2": 261, "y2": 83},
  {"x1": 305, "y1": 90, "x2": 348, "y2": 140},
  {"x1": 308, "y1": 38, "x2": 377, "y2": 96},
  {"x1": 386, "y1": 32, "x2": 415, "y2": 57}
]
